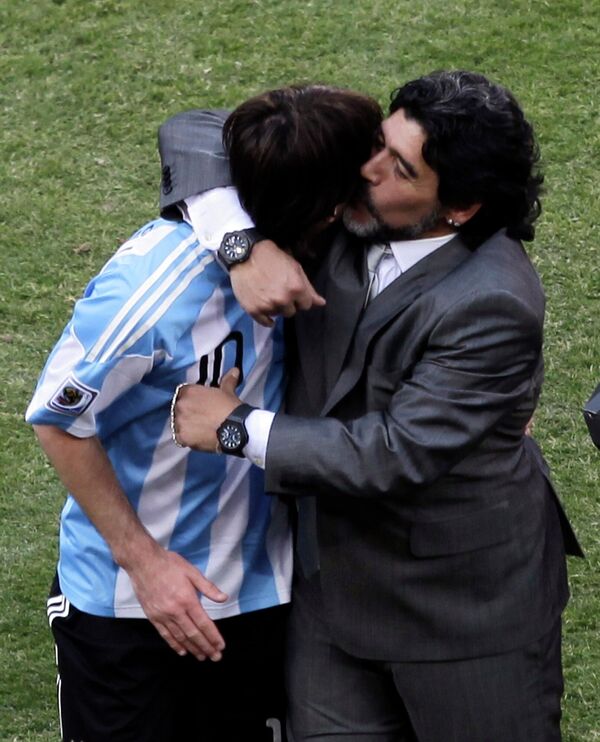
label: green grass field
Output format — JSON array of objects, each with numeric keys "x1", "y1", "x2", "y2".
[{"x1": 1, "y1": 0, "x2": 599, "y2": 738}]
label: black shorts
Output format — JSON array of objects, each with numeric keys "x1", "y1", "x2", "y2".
[{"x1": 48, "y1": 576, "x2": 288, "y2": 742}]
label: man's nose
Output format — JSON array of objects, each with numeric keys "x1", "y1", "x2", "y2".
[{"x1": 361, "y1": 150, "x2": 387, "y2": 185}]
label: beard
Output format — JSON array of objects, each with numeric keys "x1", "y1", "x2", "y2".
[{"x1": 343, "y1": 188, "x2": 443, "y2": 244}]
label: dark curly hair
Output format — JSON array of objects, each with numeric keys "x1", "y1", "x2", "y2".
[
  {"x1": 390, "y1": 71, "x2": 543, "y2": 242},
  {"x1": 223, "y1": 85, "x2": 382, "y2": 251}
]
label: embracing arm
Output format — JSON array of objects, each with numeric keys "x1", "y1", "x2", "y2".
[
  {"x1": 34, "y1": 425, "x2": 227, "y2": 661},
  {"x1": 158, "y1": 109, "x2": 325, "y2": 325},
  {"x1": 265, "y1": 291, "x2": 543, "y2": 497},
  {"x1": 172, "y1": 290, "x2": 543, "y2": 494}
]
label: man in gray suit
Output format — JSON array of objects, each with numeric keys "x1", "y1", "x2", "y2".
[{"x1": 169, "y1": 71, "x2": 582, "y2": 741}]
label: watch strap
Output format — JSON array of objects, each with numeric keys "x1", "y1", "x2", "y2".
[
  {"x1": 227, "y1": 403, "x2": 258, "y2": 425},
  {"x1": 239, "y1": 228, "x2": 263, "y2": 245},
  {"x1": 216, "y1": 403, "x2": 257, "y2": 456},
  {"x1": 217, "y1": 228, "x2": 264, "y2": 271}
]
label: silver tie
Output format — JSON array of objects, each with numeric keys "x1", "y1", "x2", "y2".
[{"x1": 365, "y1": 243, "x2": 392, "y2": 306}]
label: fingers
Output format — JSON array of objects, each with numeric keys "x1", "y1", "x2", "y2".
[
  {"x1": 281, "y1": 304, "x2": 297, "y2": 319},
  {"x1": 167, "y1": 612, "x2": 224, "y2": 662},
  {"x1": 186, "y1": 571, "x2": 228, "y2": 660},
  {"x1": 280, "y1": 288, "x2": 326, "y2": 318},
  {"x1": 220, "y1": 367, "x2": 240, "y2": 394},
  {"x1": 282, "y1": 267, "x2": 325, "y2": 314},
  {"x1": 184, "y1": 606, "x2": 226, "y2": 661},
  {"x1": 294, "y1": 283, "x2": 326, "y2": 312},
  {"x1": 251, "y1": 313, "x2": 276, "y2": 328},
  {"x1": 155, "y1": 623, "x2": 192, "y2": 658},
  {"x1": 265, "y1": 284, "x2": 326, "y2": 320},
  {"x1": 154, "y1": 611, "x2": 225, "y2": 662},
  {"x1": 190, "y1": 570, "x2": 228, "y2": 604},
  {"x1": 308, "y1": 290, "x2": 327, "y2": 308}
]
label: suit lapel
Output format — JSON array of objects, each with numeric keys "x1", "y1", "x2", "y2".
[
  {"x1": 322, "y1": 235, "x2": 368, "y2": 393},
  {"x1": 293, "y1": 232, "x2": 364, "y2": 410},
  {"x1": 322, "y1": 235, "x2": 473, "y2": 415}
]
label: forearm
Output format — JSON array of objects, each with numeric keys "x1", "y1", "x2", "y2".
[
  {"x1": 34, "y1": 424, "x2": 227, "y2": 660},
  {"x1": 33, "y1": 425, "x2": 157, "y2": 569},
  {"x1": 264, "y1": 410, "x2": 448, "y2": 499},
  {"x1": 266, "y1": 292, "x2": 542, "y2": 497},
  {"x1": 264, "y1": 402, "x2": 495, "y2": 500},
  {"x1": 265, "y1": 368, "x2": 538, "y2": 500}
]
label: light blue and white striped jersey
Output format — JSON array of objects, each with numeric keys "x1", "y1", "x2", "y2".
[{"x1": 26, "y1": 218, "x2": 292, "y2": 619}]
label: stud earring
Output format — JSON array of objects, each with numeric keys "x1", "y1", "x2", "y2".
[{"x1": 446, "y1": 217, "x2": 461, "y2": 228}]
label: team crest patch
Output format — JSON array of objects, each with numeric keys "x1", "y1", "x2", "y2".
[{"x1": 48, "y1": 376, "x2": 98, "y2": 416}]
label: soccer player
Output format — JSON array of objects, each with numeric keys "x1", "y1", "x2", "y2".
[{"x1": 26, "y1": 85, "x2": 381, "y2": 742}]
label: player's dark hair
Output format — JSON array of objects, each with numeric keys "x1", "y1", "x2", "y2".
[
  {"x1": 223, "y1": 85, "x2": 382, "y2": 250},
  {"x1": 389, "y1": 70, "x2": 543, "y2": 242}
]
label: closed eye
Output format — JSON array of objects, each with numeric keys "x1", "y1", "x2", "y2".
[{"x1": 394, "y1": 160, "x2": 409, "y2": 179}]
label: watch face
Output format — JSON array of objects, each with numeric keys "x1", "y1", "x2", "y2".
[
  {"x1": 218, "y1": 422, "x2": 244, "y2": 451},
  {"x1": 222, "y1": 233, "x2": 250, "y2": 262}
]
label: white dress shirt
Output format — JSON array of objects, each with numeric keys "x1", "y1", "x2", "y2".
[{"x1": 181, "y1": 188, "x2": 254, "y2": 249}]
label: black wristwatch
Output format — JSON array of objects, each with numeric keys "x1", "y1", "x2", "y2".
[
  {"x1": 217, "y1": 229, "x2": 264, "y2": 269},
  {"x1": 216, "y1": 403, "x2": 257, "y2": 457}
]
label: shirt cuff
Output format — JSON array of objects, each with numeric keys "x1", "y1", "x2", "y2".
[
  {"x1": 184, "y1": 188, "x2": 255, "y2": 250},
  {"x1": 243, "y1": 409, "x2": 276, "y2": 469}
]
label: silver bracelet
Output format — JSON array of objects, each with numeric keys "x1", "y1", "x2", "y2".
[{"x1": 170, "y1": 383, "x2": 189, "y2": 448}]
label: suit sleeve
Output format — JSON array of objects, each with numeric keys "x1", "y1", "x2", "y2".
[
  {"x1": 264, "y1": 290, "x2": 543, "y2": 498},
  {"x1": 158, "y1": 109, "x2": 232, "y2": 214}
]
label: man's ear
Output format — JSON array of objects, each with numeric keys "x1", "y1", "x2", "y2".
[
  {"x1": 326, "y1": 203, "x2": 344, "y2": 224},
  {"x1": 444, "y1": 203, "x2": 481, "y2": 227}
]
